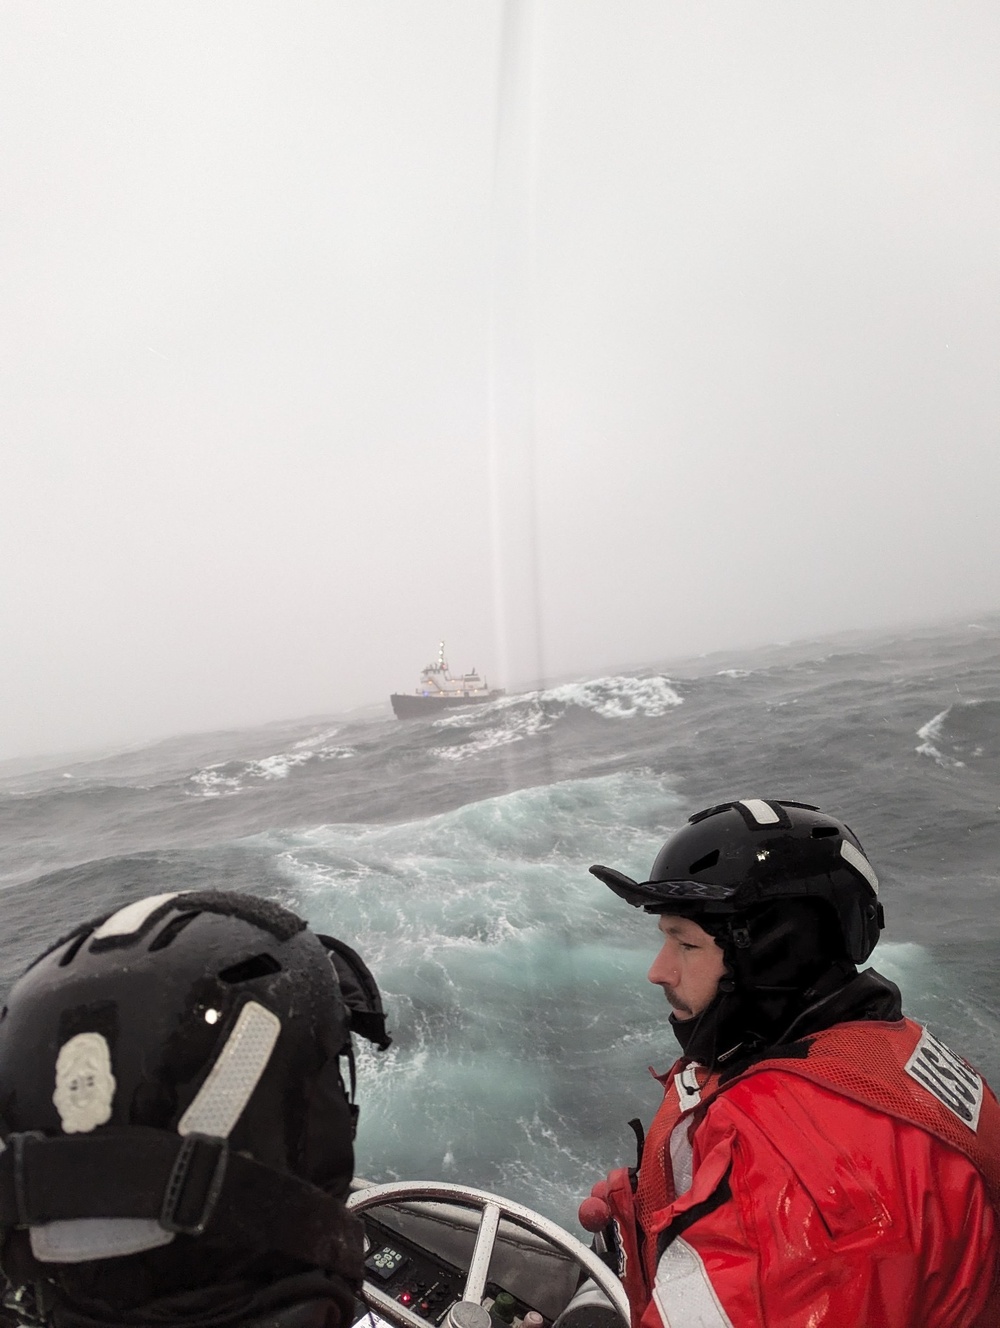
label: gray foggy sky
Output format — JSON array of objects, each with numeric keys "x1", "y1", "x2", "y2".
[{"x1": 2, "y1": 2, "x2": 999, "y2": 759}]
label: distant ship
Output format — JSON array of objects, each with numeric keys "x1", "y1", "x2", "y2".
[{"x1": 390, "y1": 642, "x2": 504, "y2": 719}]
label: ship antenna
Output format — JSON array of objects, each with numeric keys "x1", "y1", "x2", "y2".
[{"x1": 438, "y1": 641, "x2": 446, "y2": 672}]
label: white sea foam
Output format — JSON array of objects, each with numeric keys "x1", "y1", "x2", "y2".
[
  {"x1": 437, "y1": 674, "x2": 682, "y2": 726},
  {"x1": 187, "y1": 741, "x2": 355, "y2": 796},
  {"x1": 291, "y1": 727, "x2": 342, "y2": 750},
  {"x1": 188, "y1": 767, "x2": 243, "y2": 797},
  {"x1": 429, "y1": 674, "x2": 682, "y2": 761},
  {"x1": 916, "y1": 706, "x2": 965, "y2": 768},
  {"x1": 262, "y1": 768, "x2": 683, "y2": 940},
  {"x1": 261, "y1": 765, "x2": 683, "y2": 1170},
  {"x1": 254, "y1": 752, "x2": 315, "y2": 778},
  {"x1": 916, "y1": 698, "x2": 997, "y2": 771},
  {"x1": 542, "y1": 675, "x2": 683, "y2": 718},
  {"x1": 430, "y1": 704, "x2": 551, "y2": 761}
]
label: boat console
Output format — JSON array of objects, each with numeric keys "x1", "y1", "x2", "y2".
[{"x1": 347, "y1": 1182, "x2": 628, "y2": 1328}]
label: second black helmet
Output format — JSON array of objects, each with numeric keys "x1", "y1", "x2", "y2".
[{"x1": 591, "y1": 798, "x2": 884, "y2": 963}]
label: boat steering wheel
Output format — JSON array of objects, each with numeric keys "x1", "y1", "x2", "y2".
[{"x1": 347, "y1": 1181, "x2": 630, "y2": 1328}]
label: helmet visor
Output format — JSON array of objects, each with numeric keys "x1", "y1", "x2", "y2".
[{"x1": 590, "y1": 865, "x2": 740, "y2": 911}]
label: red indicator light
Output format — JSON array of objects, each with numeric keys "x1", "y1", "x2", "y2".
[{"x1": 399, "y1": 1293, "x2": 413, "y2": 1305}]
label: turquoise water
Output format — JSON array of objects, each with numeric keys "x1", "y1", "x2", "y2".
[{"x1": 2, "y1": 617, "x2": 999, "y2": 1227}]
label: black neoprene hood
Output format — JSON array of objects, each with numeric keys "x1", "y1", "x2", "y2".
[{"x1": 591, "y1": 798, "x2": 885, "y2": 963}]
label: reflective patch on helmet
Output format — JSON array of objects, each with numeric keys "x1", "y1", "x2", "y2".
[
  {"x1": 905, "y1": 1026, "x2": 984, "y2": 1132},
  {"x1": 839, "y1": 841, "x2": 879, "y2": 894},
  {"x1": 92, "y1": 893, "x2": 180, "y2": 939},
  {"x1": 30, "y1": 1218, "x2": 174, "y2": 1263},
  {"x1": 53, "y1": 1032, "x2": 116, "y2": 1134},
  {"x1": 738, "y1": 798, "x2": 780, "y2": 825},
  {"x1": 177, "y1": 1000, "x2": 280, "y2": 1138}
]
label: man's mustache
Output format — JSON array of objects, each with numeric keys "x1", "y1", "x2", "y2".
[{"x1": 662, "y1": 988, "x2": 693, "y2": 1016}]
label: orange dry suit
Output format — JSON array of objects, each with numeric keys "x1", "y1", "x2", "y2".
[{"x1": 587, "y1": 976, "x2": 1000, "y2": 1328}]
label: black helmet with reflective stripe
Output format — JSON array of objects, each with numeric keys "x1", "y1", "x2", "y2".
[
  {"x1": 591, "y1": 798, "x2": 884, "y2": 963},
  {"x1": 0, "y1": 890, "x2": 390, "y2": 1326}
]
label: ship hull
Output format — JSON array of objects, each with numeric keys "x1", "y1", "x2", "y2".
[{"x1": 390, "y1": 690, "x2": 503, "y2": 720}]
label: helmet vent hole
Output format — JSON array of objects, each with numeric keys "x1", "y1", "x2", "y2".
[
  {"x1": 688, "y1": 850, "x2": 720, "y2": 873},
  {"x1": 219, "y1": 953, "x2": 282, "y2": 984},
  {"x1": 58, "y1": 931, "x2": 92, "y2": 967},
  {"x1": 149, "y1": 911, "x2": 200, "y2": 952},
  {"x1": 810, "y1": 826, "x2": 839, "y2": 838}
]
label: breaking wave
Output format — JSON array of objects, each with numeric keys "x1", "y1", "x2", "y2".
[
  {"x1": 915, "y1": 699, "x2": 1000, "y2": 770},
  {"x1": 430, "y1": 704, "x2": 552, "y2": 762},
  {"x1": 260, "y1": 769, "x2": 685, "y2": 1221},
  {"x1": 540, "y1": 675, "x2": 683, "y2": 718},
  {"x1": 187, "y1": 731, "x2": 355, "y2": 796},
  {"x1": 430, "y1": 675, "x2": 682, "y2": 761},
  {"x1": 916, "y1": 709, "x2": 960, "y2": 768}
]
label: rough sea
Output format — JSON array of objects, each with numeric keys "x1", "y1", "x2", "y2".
[{"x1": 1, "y1": 615, "x2": 998, "y2": 1231}]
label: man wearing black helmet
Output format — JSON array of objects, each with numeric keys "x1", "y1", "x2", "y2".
[
  {"x1": 583, "y1": 799, "x2": 1000, "y2": 1328},
  {"x1": 0, "y1": 890, "x2": 390, "y2": 1328}
]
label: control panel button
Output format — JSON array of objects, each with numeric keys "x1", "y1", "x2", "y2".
[{"x1": 365, "y1": 1245, "x2": 409, "y2": 1281}]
